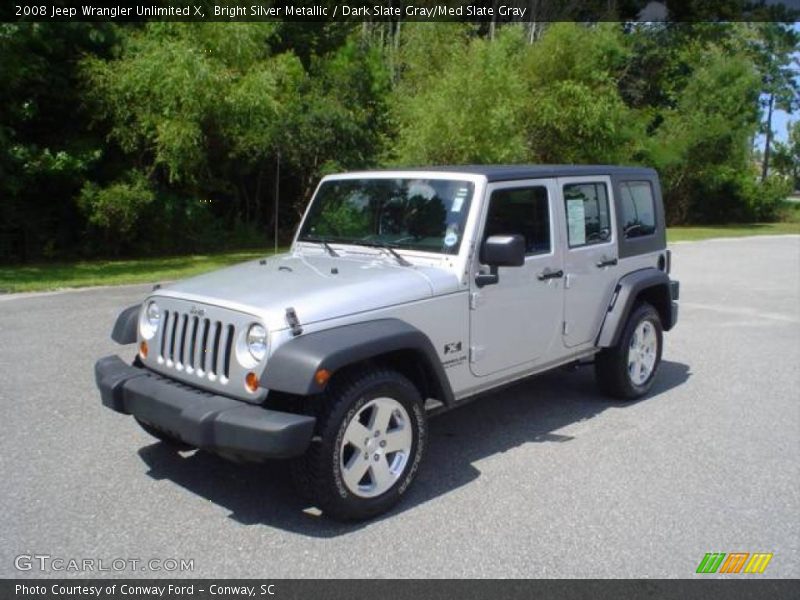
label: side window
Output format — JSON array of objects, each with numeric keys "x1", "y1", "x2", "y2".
[
  {"x1": 620, "y1": 181, "x2": 656, "y2": 239},
  {"x1": 563, "y1": 182, "x2": 611, "y2": 248},
  {"x1": 484, "y1": 186, "x2": 550, "y2": 256}
]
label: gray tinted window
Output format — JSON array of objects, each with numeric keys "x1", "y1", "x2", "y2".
[
  {"x1": 484, "y1": 186, "x2": 550, "y2": 255},
  {"x1": 620, "y1": 181, "x2": 656, "y2": 239},
  {"x1": 563, "y1": 182, "x2": 611, "y2": 247}
]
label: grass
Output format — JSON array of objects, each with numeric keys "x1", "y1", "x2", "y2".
[
  {"x1": 2, "y1": 212, "x2": 800, "y2": 294},
  {"x1": 667, "y1": 221, "x2": 800, "y2": 242},
  {"x1": 0, "y1": 248, "x2": 287, "y2": 294}
]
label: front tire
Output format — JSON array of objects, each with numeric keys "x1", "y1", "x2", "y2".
[
  {"x1": 292, "y1": 368, "x2": 427, "y2": 521},
  {"x1": 595, "y1": 302, "x2": 663, "y2": 400}
]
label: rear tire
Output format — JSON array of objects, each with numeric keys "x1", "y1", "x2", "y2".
[
  {"x1": 135, "y1": 417, "x2": 194, "y2": 450},
  {"x1": 595, "y1": 302, "x2": 663, "y2": 400},
  {"x1": 292, "y1": 368, "x2": 426, "y2": 521}
]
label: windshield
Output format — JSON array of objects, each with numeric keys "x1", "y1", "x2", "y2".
[{"x1": 298, "y1": 178, "x2": 475, "y2": 255}]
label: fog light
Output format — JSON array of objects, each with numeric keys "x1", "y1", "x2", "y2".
[
  {"x1": 139, "y1": 341, "x2": 148, "y2": 358},
  {"x1": 245, "y1": 372, "x2": 259, "y2": 393},
  {"x1": 314, "y1": 369, "x2": 331, "y2": 387}
]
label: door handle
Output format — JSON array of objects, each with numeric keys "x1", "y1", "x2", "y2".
[
  {"x1": 537, "y1": 269, "x2": 564, "y2": 281},
  {"x1": 596, "y1": 257, "x2": 618, "y2": 268}
]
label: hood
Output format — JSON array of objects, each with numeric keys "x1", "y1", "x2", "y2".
[{"x1": 157, "y1": 251, "x2": 460, "y2": 330}]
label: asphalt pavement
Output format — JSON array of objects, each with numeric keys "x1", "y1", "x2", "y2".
[{"x1": 1, "y1": 235, "x2": 798, "y2": 578}]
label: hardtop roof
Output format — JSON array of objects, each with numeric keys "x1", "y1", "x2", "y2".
[{"x1": 342, "y1": 164, "x2": 657, "y2": 182}]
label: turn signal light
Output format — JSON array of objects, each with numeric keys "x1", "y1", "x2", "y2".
[
  {"x1": 314, "y1": 369, "x2": 331, "y2": 387},
  {"x1": 245, "y1": 372, "x2": 259, "y2": 393},
  {"x1": 139, "y1": 341, "x2": 148, "y2": 359}
]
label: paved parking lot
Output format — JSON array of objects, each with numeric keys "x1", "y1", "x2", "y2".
[{"x1": 1, "y1": 235, "x2": 798, "y2": 578}]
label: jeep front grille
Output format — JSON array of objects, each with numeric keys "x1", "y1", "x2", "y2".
[
  {"x1": 158, "y1": 311, "x2": 235, "y2": 382},
  {"x1": 141, "y1": 297, "x2": 264, "y2": 402}
]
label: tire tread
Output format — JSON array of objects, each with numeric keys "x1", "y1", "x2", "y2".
[
  {"x1": 595, "y1": 302, "x2": 663, "y2": 400},
  {"x1": 291, "y1": 367, "x2": 424, "y2": 521}
]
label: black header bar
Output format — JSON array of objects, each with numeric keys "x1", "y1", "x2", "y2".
[{"x1": 2, "y1": 0, "x2": 799, "y2": 23}]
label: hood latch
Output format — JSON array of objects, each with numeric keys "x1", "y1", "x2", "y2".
[{"x1": 285, "y1": 307, "x2": 303, "y2": 336}]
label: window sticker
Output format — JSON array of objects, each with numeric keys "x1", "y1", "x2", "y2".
[
  {"x1": 444, "y1": 230, "x2": 459, "y2": 247},
  {"x1": 566, "y1": 198, "x2": 586, "y2": 246},
  {"x1": 451, "y1": 188, "x2": 468, "y2": 213}
]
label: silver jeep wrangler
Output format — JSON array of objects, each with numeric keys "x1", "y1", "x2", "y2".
[{"x1": 96, "y1": 165, "x2": 679, "y2": 520}]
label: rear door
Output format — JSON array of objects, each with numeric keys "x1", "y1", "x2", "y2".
[
  {"x1": 469, "y1": 179, "x2": 564, "y2": 377},
  {"x1": 558, "y1": 176, "x2": 620, "y2": 348}
]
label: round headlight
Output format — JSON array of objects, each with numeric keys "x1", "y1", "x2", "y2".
[
  {"x1": 146, "y1": 301, "x2": 161, "y2": 328},
  {"x1": 140, "y1": 301, "x2": 160, "y2": 339},
  {"x1": 246, "y1": 323, "x2": 267, "y2": 362}
]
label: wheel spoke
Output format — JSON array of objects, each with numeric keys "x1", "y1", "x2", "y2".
[
  {"x1": 630, "y1": 331, "x2": 638, "y2": 350},
  {"x1": 642, "y1": 350, "x2": 656, "y2": 373},
  {"x1": 383, "y1": 426, "x2": 412, "y2": 454},
  {"x1": 370, "y1": 457, "x2": 394, "y2": 491},
  {"x1": 342, "y1": 452, "x2": 370, "y2": 491},
  {"x1": 369, "y1": 402, "x2": 393, "y2": 435},
  {"x1": 629, "y1": 356, "x2": 641, "y2": 382},
  {"x1": 344, "y1": 419, "x2": 371, "y2": 448}
]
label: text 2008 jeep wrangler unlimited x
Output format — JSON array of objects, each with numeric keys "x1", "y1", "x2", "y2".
[{"x1": 96, "y1": 165, "x2": 679, "y2": 520}]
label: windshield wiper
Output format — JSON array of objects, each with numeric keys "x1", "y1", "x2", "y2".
[
  {"x1": 302, "y1": 236, "x2": 339, "y2": 257},
  {"x1": 351, "y1": 240, "x2": 413, "y2": 267}
]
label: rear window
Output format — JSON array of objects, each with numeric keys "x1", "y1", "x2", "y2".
[
  {"x1": 620, "y1": 181, "x2": 656, "y2": 239},
  {"x1": 563, "y1": 182, "x2": 611, "y2": 248}
]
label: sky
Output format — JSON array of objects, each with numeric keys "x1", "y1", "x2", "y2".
[{"x1": 769, "y1": 109, "x2": 796, "y2": 143}]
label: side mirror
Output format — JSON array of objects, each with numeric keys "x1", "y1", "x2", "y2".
[{"x1": 476, "y1": 234, "x2": 525, "y2": 287}]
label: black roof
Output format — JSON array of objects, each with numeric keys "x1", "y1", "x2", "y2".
[{"x1": 375, "y1": 164, "x2": 657, "y2": 182}]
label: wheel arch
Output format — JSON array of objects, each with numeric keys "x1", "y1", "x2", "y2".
[
  {"x1": 111, "y1": 304, "x2": 141, "y2": 345},
  {"x1": 597, "y1": 268, "x2": 676, "y2": 348},
  {"x1": 261, "y1": 319, "x2": 455, "y2": 405}
]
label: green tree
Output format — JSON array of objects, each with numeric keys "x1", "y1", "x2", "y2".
[
  {"x1": 281, "y1": 34, "x2": 392, "y2": 217},
  {"x1": 645, "y1": 44, "x2": 762, "y2": 222},
  {"x1": 521, "y1": 23, "x2": 641, "y2": 164},
  {"x1": 748, "y1": 23, "x2": 799, "y2": 182},
  {"x1": 391, "y1": 25, "x2": 529, "y2": 165},
  {"x1": 81, "y1": 23, "x2": 306, "y2": 245},
  {"x1": 77, "y1": 170, "x2": 154, "y2": 255},
  {"x1": 0, "y1": 23, "x2": 117, "y2": 261},
  {"x1": 773, "y1": 121, "x2": 800, "y2": 190}
]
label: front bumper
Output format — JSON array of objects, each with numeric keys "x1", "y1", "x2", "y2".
[
  {"x1": 669, "y1": 279, "x2": 680, "y2": 329},
  {"x1": 95, "y1": 355, "x2": 315, "y2": 460}
]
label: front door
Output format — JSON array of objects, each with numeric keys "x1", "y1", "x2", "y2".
[
  {"x1": 558, "y1": 176, "x2": 620, "y2": 348},
  {"x1": 469, "y1": 180, "x2": 564, "y2": 377}
]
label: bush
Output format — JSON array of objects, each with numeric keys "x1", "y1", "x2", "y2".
[
  {"x1": 744, "y1": 176, "x2": 792, "y2": 222},
  {"x1": 77, "y1": 171, "x2": 154, "y2": 254}
]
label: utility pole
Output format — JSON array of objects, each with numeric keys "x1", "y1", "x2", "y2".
[{"x1": 274, "y1": 151, "x2": 280, "y2": 254}]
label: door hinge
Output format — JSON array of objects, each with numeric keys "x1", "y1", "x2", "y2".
[
  {"x1": 469, "y1": 346, "x2": 485, "y2": 363},
  {"x1": 562, "y1": 321, "x2": 569, "y2": 336},
  {"x1": 469, "y1": 292, "x2": 483, "y2": 310},
  {"x1": 564, "y1": 273, "x2": 572, "y2": 289}
]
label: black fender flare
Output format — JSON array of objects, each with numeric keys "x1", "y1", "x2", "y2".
[
  {"x1": 111, "y1": 304, "x2": 140, "y2": 345},
  {"x1": 260, "y1": 318, "x2": 455, "y2": 404},
  {"x1": 596, "y1": 268, "x2": 677, "y2": 348}
]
